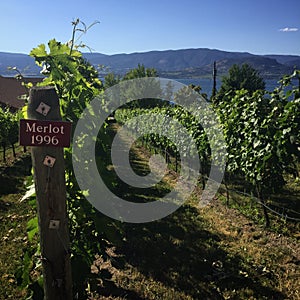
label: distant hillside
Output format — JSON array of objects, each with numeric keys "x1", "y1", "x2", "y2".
[
  {"x1": 0, "y1": 52, "x2": 40, "y2": 77},
  {"x1": 162, "y1": 55, "x2": 293, "y2": 79},
  {"x1": 84, "y1": 48, "x2": 252, "y2": 73},
  {"x1": 263, "y1": 54, "x2": 300, "y2": 67},
  {"x1": 0, "y1": 48, "x2": 299, "y2": 79}
]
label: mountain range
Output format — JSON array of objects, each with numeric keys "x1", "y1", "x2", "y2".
[{"x1": 0, "y1": 48, "x2": 299, "y2": 79}]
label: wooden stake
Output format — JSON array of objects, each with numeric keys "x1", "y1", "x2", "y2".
[
  {"x1": 211, "y1": 61, "x2": 217, "y2": 100},
  {"x1": 28, "y1": 86, "x2": 72, "y2": 300}
]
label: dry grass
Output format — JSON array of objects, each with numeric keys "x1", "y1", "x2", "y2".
[{"x1": 200, "y1": 198, "x2": 300, "y2": 299}]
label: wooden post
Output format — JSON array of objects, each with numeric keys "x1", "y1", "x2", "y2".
[
  {"x1": 211, "y1": 61, "x2": 217, "y2": 100},
  {"x1": 27, "y1": 86, "x2": 72, "y2": 300}
]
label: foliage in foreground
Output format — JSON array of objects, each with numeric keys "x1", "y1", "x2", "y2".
[{"x1": 0, "y1": 107, "x2": 20, "y2": 162}]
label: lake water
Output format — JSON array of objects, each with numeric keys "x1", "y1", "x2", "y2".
[{"x1": 175, "y1": 78, "x2": 297, "y2": 98}]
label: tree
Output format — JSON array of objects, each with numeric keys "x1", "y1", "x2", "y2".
[
  {"x1": 104, "y1": 72, "x2": 120, "y2": 89},
  {"x1": 216, "y1": 63, "x2": 265, "y2": 102},
  {"x1": 211, "y1": 61, "x2": 217, "y2": 100},
  {"x1": 122, "y1": 63, "x2": 157, "y2": 80},
  {"x1": 121, "y1": 64, "x2": 162, "y2": 108}
]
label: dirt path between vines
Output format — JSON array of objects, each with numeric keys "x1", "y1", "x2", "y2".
[{"x1": 89, "y1": 123, "x2": 300, "y2": 300}]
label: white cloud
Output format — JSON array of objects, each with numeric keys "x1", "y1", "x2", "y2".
[{"x1": 279, "y1": 27, "x2": 299, "y2": 32}]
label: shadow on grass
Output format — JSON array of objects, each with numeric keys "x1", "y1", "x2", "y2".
[
  {"x1": 120, "y1": 204, "x2": 286, "y2": 299},
  {"x1": 0, "y1": 155, "x2": 31, "y2": 196}
]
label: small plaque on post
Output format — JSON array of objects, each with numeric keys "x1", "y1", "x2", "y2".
[
  {"x1": 36, "y1": 102, "x2": 51, "y2": 116},
  {"x1": 43, "y1": 155, "x2": 56, "y2": 168},
  {"x1": 49, "y1": 220, "x2": 60, "y2": 229}
]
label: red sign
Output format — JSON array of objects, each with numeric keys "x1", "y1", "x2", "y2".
[{"x1": 19, "y1": 119, "x2": 72, "y2": 147}]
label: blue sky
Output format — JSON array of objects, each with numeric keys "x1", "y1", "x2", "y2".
[{"x1": 0, "y1": 0, "x2": 299, "y2": 55}]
